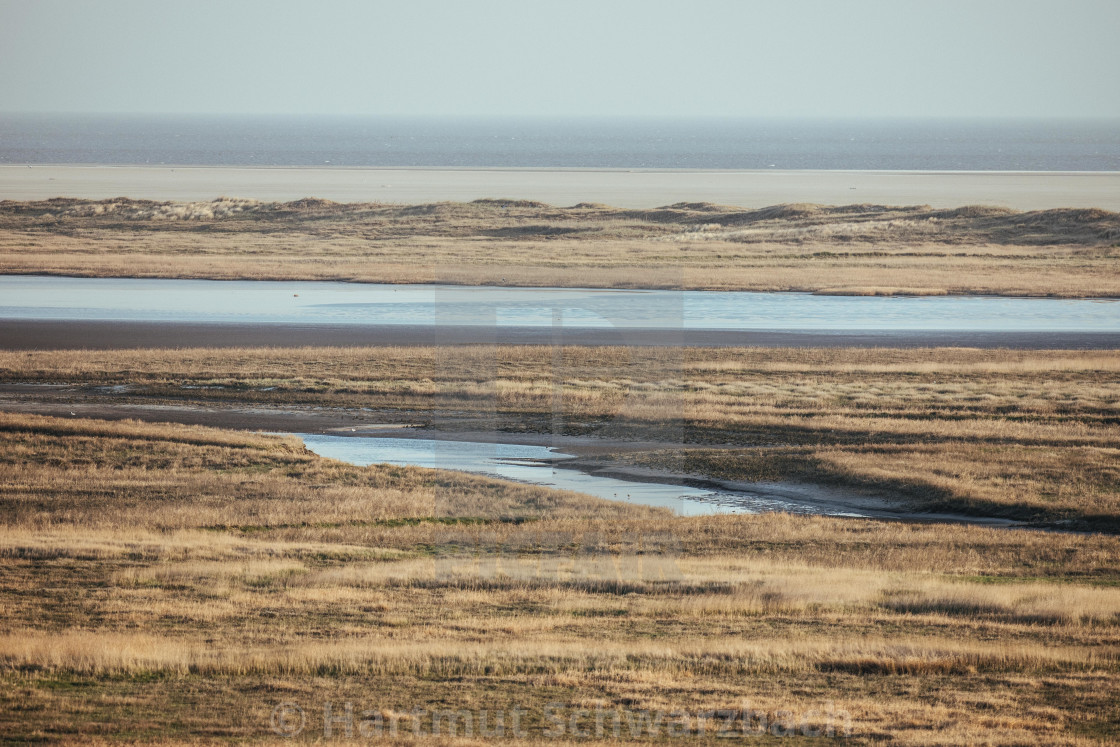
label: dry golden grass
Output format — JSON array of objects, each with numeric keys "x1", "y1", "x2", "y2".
[
  {"x1": 1, "y1": 197, "x2": 1118, "y2": 295},
  {"x1": 1, "y1": 413, "x2": 1119, "y2": 743}
]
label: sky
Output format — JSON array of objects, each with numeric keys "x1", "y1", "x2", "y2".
[{"x1": 1, "y1": 0, "x2": 1118, "y2": 119}]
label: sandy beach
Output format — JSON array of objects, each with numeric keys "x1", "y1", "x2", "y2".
[{"x1": 3, "y1": 164, "x2": 1120, "y2": 210}]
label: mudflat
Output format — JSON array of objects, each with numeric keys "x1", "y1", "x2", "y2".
[
  {"x1": 3, "y1": 319, "x2": 1119, "y2": 350},
  {"x1": 3, "y1": 164, "x2": 1120, "y2": 210}
]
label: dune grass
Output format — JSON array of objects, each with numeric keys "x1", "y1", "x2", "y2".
[
  {"x1": 0, "y1": 412, "x2": 1119, "y2": 743},
  {"x1": 1, "y1": 197, "x2": 1119, "y2": 295}
]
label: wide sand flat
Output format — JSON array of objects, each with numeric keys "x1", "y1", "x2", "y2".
[{"x1": 3, "y1": 165, "x2": 1119, "y2": 209}]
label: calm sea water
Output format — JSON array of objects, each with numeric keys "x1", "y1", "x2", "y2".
[{"x1": 1, "y1": 115, "x2": 1118, "y2": 170}]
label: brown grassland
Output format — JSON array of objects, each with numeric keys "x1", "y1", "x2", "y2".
[
  {"x1": 1, "y1": 197, "x2": 1119, "y2": 295},
  {"x1": 2, "y1": 196, "x2": 1120, "y2": 742},
  {"x1": 1, "y1": 411, "x2": 1119, "y2": 744}
]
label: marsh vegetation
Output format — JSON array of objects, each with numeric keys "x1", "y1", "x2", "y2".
[{"x1": 2, "y1": 197, "x2": 1119, "y2": 742}]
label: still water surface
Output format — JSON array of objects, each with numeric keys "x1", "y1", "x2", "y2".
[{"x1": 2, "y1": 276, "x2": 1117, "y2": 332}]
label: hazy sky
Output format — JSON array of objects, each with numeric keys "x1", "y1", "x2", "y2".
[{"x1": 1, "y1": 0, "x2": 1118, "y2": 118}]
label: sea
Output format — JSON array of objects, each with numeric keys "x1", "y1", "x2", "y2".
[{"x1": 1, "y1": 114, "x2": 1118, "y2": 171}]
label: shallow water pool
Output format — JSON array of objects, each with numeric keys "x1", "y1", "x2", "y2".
[{"x1": 296, "y1": 434, "x2": 870, "y2": 517}]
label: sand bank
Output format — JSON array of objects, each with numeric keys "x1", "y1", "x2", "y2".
[{"x1": 3, "y1": 165, "x2": 1119, "y2": 210}]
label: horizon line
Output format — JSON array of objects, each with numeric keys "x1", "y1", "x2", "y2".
[{"x1": 4, "y1": 111, "x2": 1120, "y2": 123}]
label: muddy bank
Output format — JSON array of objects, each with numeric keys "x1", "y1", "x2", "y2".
[
  {"x1": 0, "y1": 392, "x2": 691, "y2": 454},
  {"x1": 4, "y1": 319, "x2": 1119, "y2": 350},
  {"x1": 549, "y1": 461, "x2": 1022, "y2": 527}
]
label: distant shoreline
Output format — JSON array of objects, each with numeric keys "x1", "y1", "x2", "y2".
[
  {"x1": 8, "y1": 163, "x2": 1120, "y2": 173},
  {"x1": 4, "y1": 164, "x2": 1120, "y2": 210}
]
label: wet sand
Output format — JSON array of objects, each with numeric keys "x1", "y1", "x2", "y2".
[
  {"x1": 3, "y1": 319, "x2": 1119, "y2": 350},
  {"x1": 3, "y1": 165, "x2": 1119, "y2": 210}
]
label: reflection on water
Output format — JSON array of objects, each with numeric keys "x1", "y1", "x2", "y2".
[
  {"x1": 296, "y1": 434, "x2": 865, "y2": 517},
  {"x1": 1, "y1": 276, "x2": 1117, "y2": 331}
]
